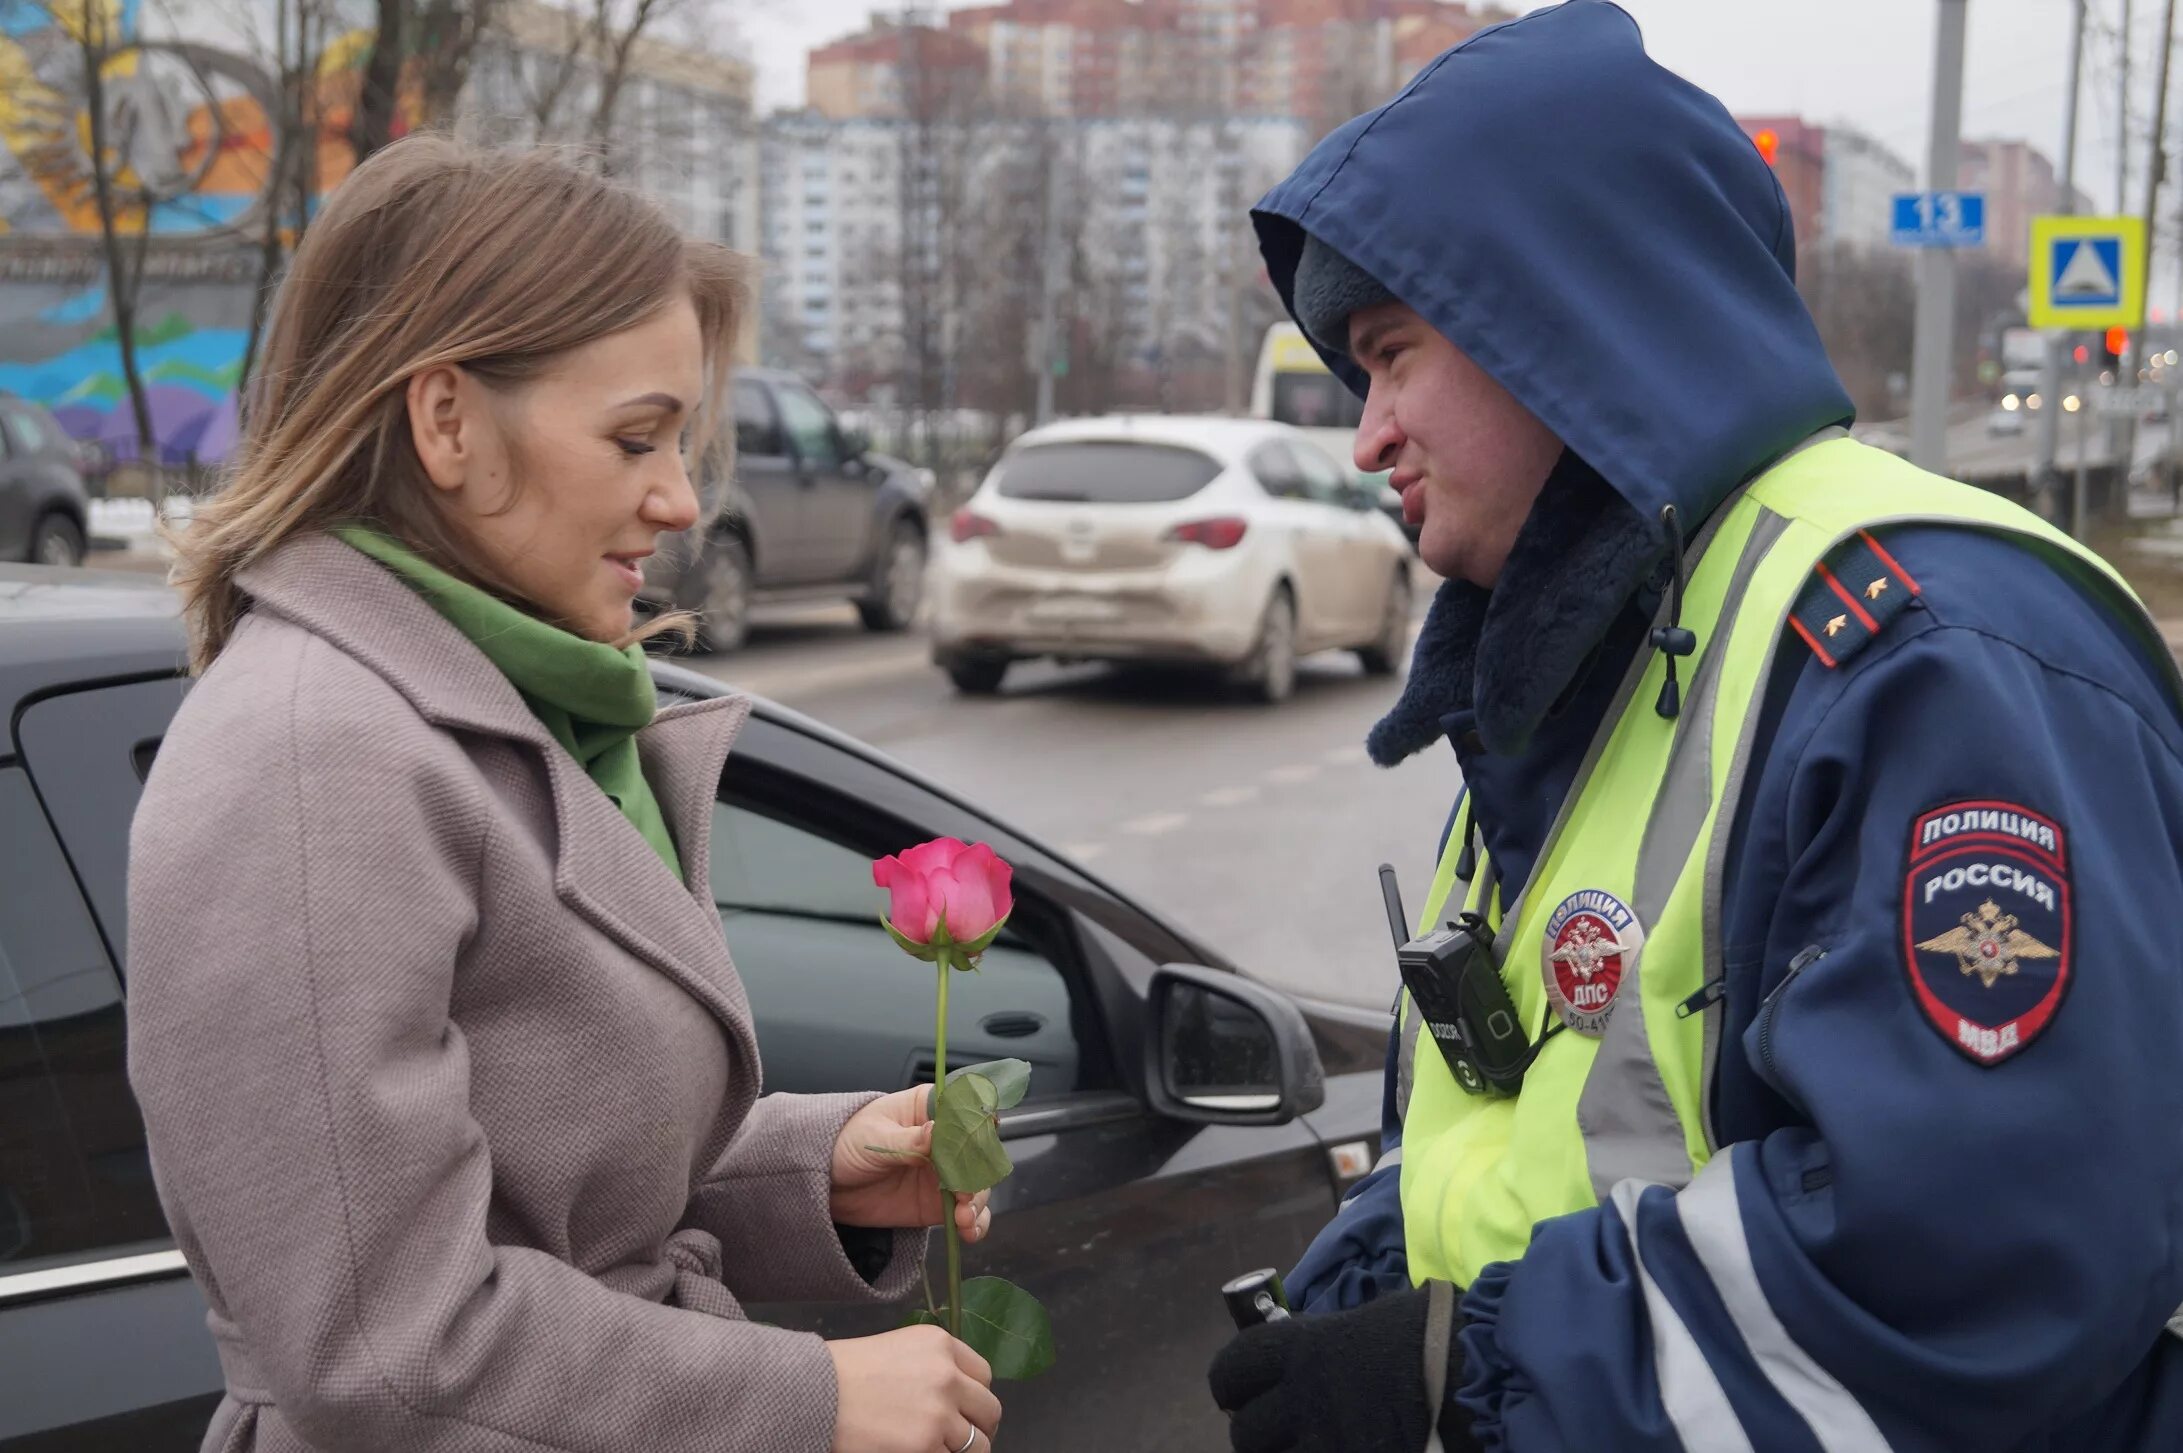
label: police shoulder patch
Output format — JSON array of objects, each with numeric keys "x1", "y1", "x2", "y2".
[
  {"x1": 1790, "y1": 531, "x2": 1921, "y2": 668},
  {"x1": 1902, "y1": 800, "x2": 2071, "y2": 1066}
]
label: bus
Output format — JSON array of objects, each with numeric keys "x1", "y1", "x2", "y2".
[{"x1": 1250, "y1": 323, "x2": 1410, "y2": 539}]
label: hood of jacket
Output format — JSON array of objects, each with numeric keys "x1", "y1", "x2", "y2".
[{"x1": 1251, "y1": 0, "x2": 1855, "y2": 762}]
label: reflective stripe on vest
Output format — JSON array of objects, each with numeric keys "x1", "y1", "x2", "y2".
[{"x1": 1396, "y1": 437, "x2": 2178, "y2": 1292}]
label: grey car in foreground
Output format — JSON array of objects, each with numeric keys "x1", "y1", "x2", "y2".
[{"x1": 0, "y1": 564, "x2": 1386, "y2": 1452}]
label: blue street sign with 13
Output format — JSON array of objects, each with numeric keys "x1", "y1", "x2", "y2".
[{"x1": 1891, "y1": 191, "x2": 1985, "y2": 248}]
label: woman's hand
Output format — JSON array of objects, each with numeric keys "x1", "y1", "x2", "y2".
[
  {"x1": 831, "y1": 1087, "x2": 993, "y2": 1242},
  {"x1": 830, "y1": 1326, "x2": 1001, "y2": 1453}
]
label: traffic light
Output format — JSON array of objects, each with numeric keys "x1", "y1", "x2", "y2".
[
  {"x1": 2075, "y1": 343, "x2": 2091, "y2": 365},
  {"x1": 2106, "y1": 326, "x2": 2130, "y2": 360},
  {"x1": 1753, "y1": 129, "x2": 1780, "y2": 166}
]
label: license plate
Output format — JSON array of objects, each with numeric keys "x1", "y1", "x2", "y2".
[{"x1": 1030, "y1": 596, "x2": 1123, "y2": 625}]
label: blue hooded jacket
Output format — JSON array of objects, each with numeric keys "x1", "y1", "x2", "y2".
[{"x1": 1254, "y1": 4, "x2": 2183, "y2": 1449}]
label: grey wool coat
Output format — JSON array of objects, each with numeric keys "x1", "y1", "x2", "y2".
[{"x1": 126, "y1": 533, "x2": 923, "y2": 1453}]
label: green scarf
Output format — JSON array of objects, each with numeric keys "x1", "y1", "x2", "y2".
[{"x1": 335, "y1": 525, "x2": 682, "y2": 879}]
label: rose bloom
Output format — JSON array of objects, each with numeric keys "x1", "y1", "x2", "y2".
[{"x1": 873, "y1": 838, "x2": 1014, "y2": 945}]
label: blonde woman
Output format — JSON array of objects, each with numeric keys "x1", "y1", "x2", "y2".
[{"x1": 125, "y1": 136, "x2": 999, "y2": 1453}]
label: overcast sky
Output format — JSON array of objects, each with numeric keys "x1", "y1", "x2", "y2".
[{"x1": 743, "y1": 1, "x2": 2160, "y2": 205}]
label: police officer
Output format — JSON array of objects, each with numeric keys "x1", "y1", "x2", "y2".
[{"x1": 1207, "y1": 4, "x2": 2183, "y2": 1449}]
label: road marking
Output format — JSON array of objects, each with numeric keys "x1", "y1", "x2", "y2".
[
  {"x1": 1065, "y1": 842, "x2": 1108, "y2": 862},
  {"x1": 689, "y1": 647, "x2": 932, "y2": 704},
  {"x1": 1322, "y1": 746, "x2": 1369, "y2": 767},
  {"x1": 1120, "y1": 812, "x2": 1190, "y2": 837},
  {"x1": 1266, "y1": 763, "x2": 1322, "y2": 786},
  {"x1": 1200, "y1": 785, "x2": 1261, "y2": 808}
]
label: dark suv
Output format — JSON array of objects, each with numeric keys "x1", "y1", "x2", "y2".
[
  {"x1": 0, "y1": 394, "x2": 90, "y2": 567},
  {"x1": 0, "y1": 565, "x2": 1388, "y2": 1451},
  {"x1": 644, "y1": 370, "x2": 934, "y2": 653}
]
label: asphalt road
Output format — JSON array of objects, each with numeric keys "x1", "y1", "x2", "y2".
[{"x1": 684, "y1": 601, "x2": 1454, "y2": 1012}]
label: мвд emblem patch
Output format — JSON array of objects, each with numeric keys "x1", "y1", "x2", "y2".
[{"x1": 1902, "y1": 800, "x2": 2071, "y2": 1066}]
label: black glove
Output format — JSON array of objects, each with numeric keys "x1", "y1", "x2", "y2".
[{"x1": 1207, "y1": 1283, "x2": 1477, "y2": 1453}]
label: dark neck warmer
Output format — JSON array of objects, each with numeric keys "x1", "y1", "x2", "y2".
[{"x1": 1367, "y1": 450, "x2": 1667, "y2": 766}]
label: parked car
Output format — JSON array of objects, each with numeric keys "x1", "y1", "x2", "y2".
[
  {"x1": 0, "y1": 564, "x2": 1388, "y2": 1451},
  {"x1": 931, "y1": 416, "x2": 1415, "y2": 702},
  {"x1": 0, "y1": 393, "x2": 90, "y2": 567},
  {"x1": 642, "y1": 369, "x2": 934, "y2": 653}
]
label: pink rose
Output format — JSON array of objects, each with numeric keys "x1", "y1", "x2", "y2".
[{"x1": 873, "y1": 837, "x2": 1014, "y2": 947}]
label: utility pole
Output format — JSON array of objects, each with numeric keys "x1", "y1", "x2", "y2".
[
  {"x1": 2132, "y1": 0, "x2": 2178, "y2": 522},
  {"x1": 1910, "y1": 0, "x2": 1970, "y2": 472},
  {"x1": 2036, "y1": 0, "x2": 2090, "y2": 520}
]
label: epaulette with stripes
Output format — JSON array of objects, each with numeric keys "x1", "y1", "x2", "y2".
[{"x1": 1788, "y1": 530, "x2": 1922, "y2": 668}]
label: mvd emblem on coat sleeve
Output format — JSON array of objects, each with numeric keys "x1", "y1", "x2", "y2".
[
  {"x1": 1903, "y1": 800, "x2": 2071, "y2": 1066},
  {"x1": 1543, "y1": 890, "x2": 1643, "y2": 1036}
]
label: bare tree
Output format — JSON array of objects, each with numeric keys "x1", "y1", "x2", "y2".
[
  {"x1": 497, "y1": 0, "x2": 689, "y2": 162},
  {"x1": 889, "y1": 12, "x2": 986, "y2": 465},
  {"x1": 584, "y1": 0, "x2": 673, "y2": 152},
  {"x1": 351, "y1": 0, "x2": 502, "y2": 159},
  {"x1": 350, "y1": 0, "x2": 408, "y2": 161},
  {"x1": 1801, "y1": 242, "x2": 1915, "y2": 419},
  {"x1": 416, "y1": 0, "x2": 505, "y2": 128},
  {"x1": 22, "y1": 0, "x2": 163, "y2": 456},
  {"x1": 239, "y1": 0, "x2": 341, "y2": 393}
]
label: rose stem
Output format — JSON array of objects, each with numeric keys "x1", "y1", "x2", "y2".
[{"x1": 935, "y1": 953, "x2": 963, "y2": 1338}]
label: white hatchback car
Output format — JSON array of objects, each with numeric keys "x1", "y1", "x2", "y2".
[{"x1": 930, "y1": 416, "x2": 1415, "y2": 701}]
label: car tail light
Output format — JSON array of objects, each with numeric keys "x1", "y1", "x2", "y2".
[
  {"x1": 1166, "y1": 516, "x2": 1249, "y2": 550},
  {"x1": 952, "y1": 509, "x2": 1000, "y2": 544}
]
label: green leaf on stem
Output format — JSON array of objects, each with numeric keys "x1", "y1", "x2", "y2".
[
  {"x1": 956, "y1": 1277, "x2": 1055, "y2": 1380},
  {"x1": 930, "y1": 1072, "x2": 1012, "y2": 1192},
  {"x1": 901, "y1": 1280, "x2": 1054, "y2": 1380},
  {"x1": 924, "y1": 1058, "x2": 1033, "y2": 1119}
]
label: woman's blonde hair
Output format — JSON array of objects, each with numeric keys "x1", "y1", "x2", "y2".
[{"x1": 172, "y1": 134, "x2": 751, "y2": 670}]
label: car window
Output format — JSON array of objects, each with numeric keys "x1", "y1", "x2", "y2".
[
  {"x1": 710, "y1": 794, "x2": 1087, "y2": 1099},
  {"x1": 1289, "y1": 441, "x2": 1353, "y2": 505},
  {"x1": 3, "y1": 405, "x2": 50, "y2": 455},
  {"x1": 772, "y1": 384, "x2": 845, "y2": 471},
  {"x1": 1270, "y1": 371, "x2": 1364, "y2": 429},
  {"x1": 0, "y1": 768, "x2": 167, "y2": 1272},
  {"x1": 993, "y1": 442, "x2": 1224, "y2": 504},
  {"x1": 17, "y1": 678, "x2": 190, "y2": 961},
  {"x1": 735, "y1": 380, "x2": 786, "y2": 458},
  {"x1": 1246, "y1": 441, "x2": 1307, "y2": 500}
]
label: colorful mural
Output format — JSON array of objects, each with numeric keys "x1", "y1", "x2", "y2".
[{"x1": 0, "y1": 0, "x2": 376, "y2": 468}]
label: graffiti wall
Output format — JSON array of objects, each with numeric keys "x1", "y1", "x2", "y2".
[{"x1": 0, "y1": 0, "x2": 370, "y2": 468}]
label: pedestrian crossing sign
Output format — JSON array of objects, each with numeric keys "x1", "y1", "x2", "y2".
[{"x1": 2027, "y1": 215, "x2": 2146, "y2": 329}]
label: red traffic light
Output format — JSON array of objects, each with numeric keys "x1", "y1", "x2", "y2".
[
  {"x1": 2106, "y1": 326, "x2": 2130, "y2": 357},
  {"x1": 2074, "y1": 344, "x2": 2091, "y2": 364},
  {"x1": 1753, "y1": 129, "x2": 1780, "y2": 166}
]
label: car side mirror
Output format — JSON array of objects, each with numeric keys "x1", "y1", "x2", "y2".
[
  {"x1": 1146, "y1": 964, "x2": 1325, "y2": 1125},
  {"x1": 839, "y1": 425, "x2": 871, "y2": 460}
]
